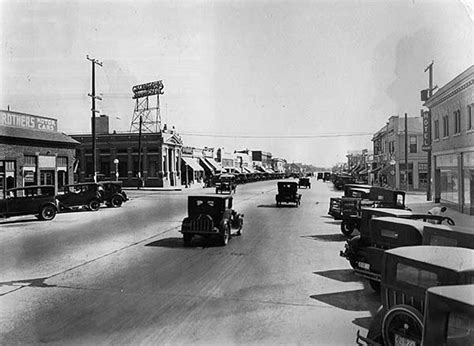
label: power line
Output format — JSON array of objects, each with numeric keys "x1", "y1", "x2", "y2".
[{"x1": 179, "y1": 131, "x2": 373, "y2": 139}]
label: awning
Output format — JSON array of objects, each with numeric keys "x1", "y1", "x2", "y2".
[
  {"x1": 243, "y1": 167, "x2": 255, "y2": 174},
  {"x1": 358, "y1": 168, "x2": 369, "y2": 175},
  {"x1": 199, "y1": 157, "x2": 214, "y2": 173},
  {"x1": 205, "y1": 158, "x2": 224, "y2": 172},
  {"x1": 371, "y1": 166, "x2": 382, "y2": 173},
  {"x1": 349, "y1": 164, "x2": 360, "y2": 174},
  {"x1": 182, "y1": 157, "x2": 203, "y2": 171}
]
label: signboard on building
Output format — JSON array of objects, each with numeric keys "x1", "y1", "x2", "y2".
[
  {"x1": 132, "y1": 80, "x2": 164, "y2": 99},
  {"x1": 0, "y1": 110, "x2": 57, "y2": 132},
  {"x1": 422, "y1": 110, "x2": 431, "y2": 151}
]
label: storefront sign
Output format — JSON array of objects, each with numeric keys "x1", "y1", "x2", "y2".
[
  {"x1": 436, "y1": 154, "x2": 458, "y2": 168},
  {"x1": 0, "y1": 111, "x2": 57, "y2": 132},
  {"x1": 463, "y1": 152, "x2": 474, "y2": 168},
  {"x1": 422, "y1": 110, "x2": 431, "y2": 151},
  {"x1": 38, "y1": 155, "x2": 56, "y2": 168},
  {"x1": 132, "y1": 80, "x2": 164, "y2": 99}
]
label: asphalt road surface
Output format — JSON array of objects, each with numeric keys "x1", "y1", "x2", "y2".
[{"x1": 0, "y1": 179, "x2": 379, "y2": 345}]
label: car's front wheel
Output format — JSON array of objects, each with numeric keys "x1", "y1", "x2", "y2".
[
  {"x1": 38, "y1": 205, "x2": 57, "y2": 221},
  {"x1": 88, "y1": 199, "x2": 101, "y2": 211},
  {"x1": 382, "y1": 305, "x2": 423, "y2": 346},
  {"x1": 220, "y1": 224, "x2": 230, "y2": 246}
]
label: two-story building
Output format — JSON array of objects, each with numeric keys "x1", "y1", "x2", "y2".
[
  {"x1": 372, "y1": 116, "x2": 427, "y2": 190},
  {"x1": 424, "y1": 65, "x2": 474, "y2": 214}
]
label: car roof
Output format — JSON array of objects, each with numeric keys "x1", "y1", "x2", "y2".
[
  {"x1": 361, "y1": 207, "x2": 413, "y2": 216},
  {"x1": 387, "y1": 246, "x2": 474, "y2": 272},
  {"x1": 189, "y1": 195, "x2": 232, "y2": 201},
  {"x1": 99, "y1": 180, "x2": 122, "y2": 184},
  {"x1": 64, "y1": 182, "x2": 98, "y2": 187},
  {"x1": 7, "y1": 185, "x2": 55, "y2": 191},
  {"x1": 372, "y1": 216, "x2": 426, "y2": 230},
  {"x1": 278, "y1": 181, "x2": 297, "y2": 185},
  {"x1": 427, "y1": 284, "x2": 474, "y2": 306}
]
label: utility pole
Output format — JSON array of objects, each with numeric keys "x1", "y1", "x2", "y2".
[
  {"x1": 87, "y1": 55, "x2": 103, "y2": 183},
  {"x1": 405, "y1": 113, "x2": 409, "y2": 191},
  {"x1": 137, "y1": 115, "x2": 143, "y2": 189},
  {"x1": 424, "y1": 61, "x2": 437, "y2": 201}
]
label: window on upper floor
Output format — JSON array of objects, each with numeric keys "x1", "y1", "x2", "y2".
[
  {"x1": 409, "y1": 136, "x2": 417, "y2": 153},
  {"x1": 434, "y1": 119, "x2": 439, "y2": 139},
  {"x1": 443, "y1": 115, "x2": 449, "y2": 137},
  {"x1": 468, "y1": 105, "x2": 473, "y2": 131},
  {"x1": 454, "y1": 110, "x2": 461, "y2": 134}
]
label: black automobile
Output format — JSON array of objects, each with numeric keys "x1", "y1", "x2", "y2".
[
  {"x1": 98, "y1": 181, "x2": 128, "y2": 207},
  {"x1": 0, "y1": 185, "x2": 58, "y2": 221},
  {"x1": 357, "y1": 246, "x2": 474, "y2": 345},
  {"x1": 215, "y1": 174, "x2": 237, "y2": 194},
  {"x1": 298, "y1": 177, "x2": 311, "y2": 189},
  {"x1": 328, "y1": 184, "x2": 371, "y2": 220},
  {"x1": 333, "y1": 174, "x2": 356, "y2": 190},
  {"x1": 181, "y1": 195, "x2": 243, "y2": 246},
  {"x1": 276, "y1": 181, "x2": 301, "y2": 207},
  {"x1": 57, "y1": 182, "x2": 102, "y2": 211}
]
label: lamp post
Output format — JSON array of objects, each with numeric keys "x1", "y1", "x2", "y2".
[{"x1": 113, "y1": 158, "x2": 119, "y2": 181}]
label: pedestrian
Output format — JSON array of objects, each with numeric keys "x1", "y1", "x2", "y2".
[{"x1": 428, "y1": 206, "x2": 447, "y2": 215}]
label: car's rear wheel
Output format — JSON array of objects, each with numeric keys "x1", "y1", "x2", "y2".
[
  {"x1": 382, "y1": 305, "x2": 423, "y2": 346},
  {"x1": 340, "y1": 221, "x2": 354, "y2": 236},
  {"x1": 88, "y1": 199, "x2": 101, "y2": 211},
  {"x1": 111, "y1": 195, "x2": 123, "y2": 208},
  {"x1": 38, "y1": 205, "x2": 56, "y2": 221}
]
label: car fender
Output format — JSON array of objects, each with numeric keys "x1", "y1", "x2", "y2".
[{"x1": 39, "y1": 201, "x2": 58, "y2": 213}]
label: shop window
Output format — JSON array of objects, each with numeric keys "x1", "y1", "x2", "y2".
[
  {"x1": 454, "y1": 110, "x2": 461, "y2": 134},
  {"x1": 57, "y1": 156, "x2": 68, "y2": 167},
  {"x1": 434, "y1": 119, "x2": 440, "y2": 139},
  {"x1": 409, "y1": 136, "x2": 417, "y2": 153},
  {"x1": 418, "y1": 163, "x2": 428, "y2": 186},
  {"x1": 440, "y1": 170, "x2": 459, "y2": 204}
]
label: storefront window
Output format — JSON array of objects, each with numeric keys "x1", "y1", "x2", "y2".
[
  {"x1": 464, "y1": 170, "x2": 473, "y2": 212},
  {"x1": 440, "y1": 169, "x2": 459, "y2": 204}
]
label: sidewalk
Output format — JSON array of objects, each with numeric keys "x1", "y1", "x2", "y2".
[
  {"x1": 122, "y1": 182, "x2": 205, "y2": 192},
  {"x1": 406, "y1": 192, "x2": 474, "y2": 229}
]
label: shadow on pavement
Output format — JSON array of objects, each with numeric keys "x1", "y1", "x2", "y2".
[
  {"x1": 0, "y1": 218, "x2": 41, "y2": 226},
  {"x1": 145, "y1": 236, "x2": 223, "y2": 249},
  {"x1": 313, "y1": 268, "x2": 360, "y2": 283},
  {"x1": 310, "y1": 288, "x2": 379, "y2": 312},
  {"x1": 257, "y1": 204, "x2": 278, "y2": 208},
  {"x1": 324, "y1": 220, "x2": 342, "y2": 225},
  {"x1": 353, "y1": 316, "x2": 374, "y2": 330},
  {"x1": 302, "y1": 234, "x2": 346, "y2": 242}
]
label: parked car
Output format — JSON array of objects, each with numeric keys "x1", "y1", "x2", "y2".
[
  {"x1": 215, "y1": 174, "x2": 237, "y2": 194},
  {"x1": 57, "y1": 182, "x2": 103, "y2": 211},
  {"x1": 323, "y1": 172, "x2": 331, "y2": 182},
  {"x1": 423, "y1": 223, "x2": 473, "y2": 248},
  {"x1": 298, "y1": 177, "x2": 311, "y2": 189},
  {"x1": 333, "y1": 174, "x2": 356, "y2": 190},
  {"x1": 317, "y1": 172, "x2": 324, "y2": 180},
  {"x1": 422, "y1": 284, "x2": 474, "y2": 345},
  {"x1": 328, "y1": 184, "x2": 372, "y2": 220},
  {"x1": 0, "y1": 185, "x2": 58, "y2": 221},
  {"x1": 356, "y1": 246, "x2": 474, "y2": 345},
  {"x1": 339, "y1": 186, "x2": 407, "y2": 236},
  {"x1": 276, "y1": 181, "x2": 301, "y2": 207},
  {"x1": 98, "y1": 181, "x2": 128, "y2": 207},
  {"x1": 181, "y1": 195, "x2": 243, "y2": 246},
  {"x1": 341, "y1": 215, "x2": 458, "y2": 292}
]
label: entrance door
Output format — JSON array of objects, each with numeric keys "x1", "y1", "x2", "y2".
[{"x1": 40, "y1": 170, "x2": 55, "y2": 186}]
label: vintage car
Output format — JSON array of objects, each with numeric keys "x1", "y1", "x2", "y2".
[
  {"x1": 298, "y1": 177, "x2": 311, "y2": 189},
  {"x1": 0, "y1": 185, "x2": 58, "y2": 221},
  {"x1": 323, "y1": 172, "x2": 332, "y2": 182},
  {"x1": 422, "y1": 284, "x2": 474, "y2": 345},
  {"x1": 422, "y1": 223, "x2": 474, "y2": 248},
  {"x1": 341, "y1": 215, "x2": 458, "y2": 292},
  {"x1": 276, "y1": 181, "x2": 302, "y2": 207},
  {"x1": 339, "y1": 187, "x2": 407, "y2": 236},
  {"x1": 356, "y1": 246, "x2": 474, "y2": 345},
  {"x1": 181, "y1": 195, "x2": 243, "y2": 246},
  {"x1": 317, "y1": 172, "x2": 324, "y2": 180},
  {"x1": 328, "y1": 184, "x2": 372, "y2": 220},
  {"x1": 215, "y1": 174, "x2": 237, "y2": 194},
  {"x1": 98, "y1": 181, "x2": 128, "y2": 207},
  {"x1": 333, "y1": 174, "x2": 356, "y2": 190},
  {"x1": 57, "y1": 182, "x2": 103, "y2": 211}
]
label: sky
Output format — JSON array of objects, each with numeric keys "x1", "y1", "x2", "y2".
[{"x1": 1, "y1": 0, "x2": 473, "y2": 167}]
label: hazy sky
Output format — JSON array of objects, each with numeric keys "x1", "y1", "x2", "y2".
[{"x1": 1, "y1": 0, "x2": 473, "y2": 167}]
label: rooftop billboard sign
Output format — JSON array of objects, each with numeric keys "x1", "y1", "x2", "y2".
[{"x1": 0, "y1": 110, "x2": 57, "y2": 132}]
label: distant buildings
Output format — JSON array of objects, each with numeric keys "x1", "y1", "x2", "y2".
[{"x1": 424, "y1": 65, "x2": 473, "y2": 214}]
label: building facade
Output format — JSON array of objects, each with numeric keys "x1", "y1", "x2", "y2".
[
  {"x1": 0, "y1": 109, "x2": 78, "y2": 198},
  {"x1": 372, "y1": 116, "x2": 427, "y2": 190},
  {"x1": 424, "y1": 65, "x2": 474, "y2": 214},
  {"x1": 71, "y1": 120, "x2": 183, "y2": 188}
]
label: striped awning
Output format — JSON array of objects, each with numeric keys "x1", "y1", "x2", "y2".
[{"x1": 182, "y1": 157, "x2": 203, "y2": 171}]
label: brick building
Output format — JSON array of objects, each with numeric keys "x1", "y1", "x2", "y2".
[
  {"x1": 424, "y1": 65, "x2": 474, "y2": 214},
  {"x1": 0, "y1": 109, "x2": 78, "y2": 198}
]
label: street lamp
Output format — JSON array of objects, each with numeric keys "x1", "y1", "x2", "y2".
[{"x1": 113, "y1": 158, "x2": 119, "y2": 181}]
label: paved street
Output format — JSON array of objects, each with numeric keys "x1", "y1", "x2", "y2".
[{"x1": 0, "y1": 179, "x2": 380, "y2": 345}]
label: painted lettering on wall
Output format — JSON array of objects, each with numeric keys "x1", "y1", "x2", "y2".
[{"x1": 0, "y1": 111, "x2": 57, "y2": 132}]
